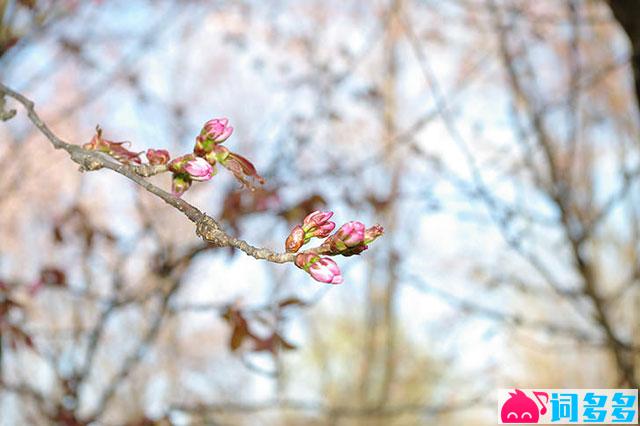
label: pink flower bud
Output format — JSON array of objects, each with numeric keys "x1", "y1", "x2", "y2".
[
  {"x1": 203, "y1": 118, "x2": 233, "y2": 143},
  {"x1": 320, "y1": 221, "x2": 380, "y2": 257},
  {"x1": 309, "y1": 257, "x2": 343, "y2": 284},
  {"x1": 301, "y1": 210, "x2": 336, "y2": 239},
  {"x1": 171, "y1": 174, "x2": 192, "y2": 197},
  {"x1": 335, "y1": 221, "x2": 365, "y2": 247},
  {"x1": 311, "y1": 221, "x2": 336, "y2": 238},
  {"x1": 145, "y1": 149, "x2": 170, "y2": 165},
  {"x1": 184, "y1": 157, "x2": 215, "y2": 181},
  {"x1": 295, "y1": 253, "x2": 343, "y2": 285},
  {"x1": 303, "y1": 211, "x2": 334, "y2": 229},
  {"x1": 285, "y1": 225, "x2": 305, "y2": 253},
  {"x1": 195, "y1": 118, "x2": 234, "y2": 155}
]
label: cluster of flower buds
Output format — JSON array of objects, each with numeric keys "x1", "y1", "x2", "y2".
[
  {"x1": 286, "y1": 211, "x2": 383, "y2": 284},
  {"x1": 83, "y1": 118, "x2": 264, "y2": 197},
  {"x1": 83, "y1": 126, "x2": 142, "y2": 164},
  {"x1": 285, "y1": 210, "x2": 336, "y2": 252}
]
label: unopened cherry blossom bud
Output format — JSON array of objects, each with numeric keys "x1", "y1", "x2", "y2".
[
  {"x1": 335, "y1": 221, "x2": 365, "y2": 247},
  {"x1": 145, "y1": 149, "x2": 170, "y2": 165},
  {"x1": 302, "y1": 210, "x2": 335, "y2": 239},
  {"x1": 203, "y1": 118, "x2": 233, "y2": 143},
  {"x1": 321, "y1": 221, "x2": 371, "y2": 256},
  {"x1": 310, "y1": 258, "x2": 343, "y2": 284},
  {"x1": 303, "y1": 211, "x2": 333, "y2": 229},
  {"x1": 184, "y1": 157, "x2": 215, "y2": 181},
  {"x1": 171, "y1": 174, "x2": 192, "y2": 197},
  {"x1": 310, "y1": 222, "x2": 335, "y2": 239},
  {"x1": 195, "y1": 118, "x2": 234, "y2": 155},
  {"x1": 285, "y1": 225, "x2": 305, "y2": 253},
  {"x1": 295, "y1": 253, "x2": 343, "y2": 284}
]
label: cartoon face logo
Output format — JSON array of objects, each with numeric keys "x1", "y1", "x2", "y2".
[{"x1": 501, "y1": 389, "x2": 548, "y2": 423}]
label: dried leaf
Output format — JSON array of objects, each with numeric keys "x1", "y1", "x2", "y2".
[
  {"x1": 222, "y1": 306, "x2": 252, "y2": 352},
  {"x1": 230, "y1": 326, "x2": 248, "y2": 351}
]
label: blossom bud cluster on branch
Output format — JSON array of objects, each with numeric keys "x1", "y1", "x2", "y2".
[
  {"x1": 0, "y1": 82, "x2": 384, "y2": 286},
  {"x1": 82, "y1": 118, "x2": 264, "y2": 196},
  {"x1": 286, "y1": 211, "x2": 384, "y2": 284}
]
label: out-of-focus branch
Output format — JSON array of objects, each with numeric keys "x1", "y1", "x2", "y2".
[
  {"x1": 400, "y1": 6, "x2": 593, "y2": 323},
  {"x1": 607, "y1": 0, "x2": 640, "y2": 118},
  {"x1": 487, "y1": 0, "x2": 638, "y2": 388},
  {"x1": 0, "y1": 83, "x2": 301, "y2": 264},
  {"x1": 86, "y1": 278, "x2": 180, "y2": 422},
  {"x1": 0, "y1": 380, "x2": 51, "y2": 420},
  {"x1": 587, "y1": 164, "x2": 640, "y2": 234},
  {"x1": 404, "y1": 273, "x2": 605, "y2": 346}
]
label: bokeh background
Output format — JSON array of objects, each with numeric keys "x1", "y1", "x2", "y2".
[{"x1": 1, "y1": 0, "x2": 639, "y2": 424}]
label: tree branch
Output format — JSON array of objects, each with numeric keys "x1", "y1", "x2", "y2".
[{"x1": 0, "y1": 83, "x2": 297, "y2": 264}]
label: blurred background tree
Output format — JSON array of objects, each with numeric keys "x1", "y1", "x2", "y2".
[{"x1": 0, "y1": 0, "x2": 639, "y2": 424}]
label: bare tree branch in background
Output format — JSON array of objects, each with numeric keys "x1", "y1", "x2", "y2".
[{"x1": 608, "y1": 0, "x2": 640, "y2": 117}]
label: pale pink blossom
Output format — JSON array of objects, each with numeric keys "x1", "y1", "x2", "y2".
[
  {"x1": 303, "y1": 211, "x2": 334, "y2": 229},
  {"x1": 202, "y1": 117, "x2": 233, "y2": 143},
  {"x1": 302, "y1": 210, "x2": 336, "y2": 239},
  {"x1": 295, "y1": 253, "x2": 343, "y2": 284},
  {"x1": 320, "y1": 221, "x2": 370, "y2": 256},
  {"x1": 184, "y1": 157, "x2": 215, "y2": 181},
  {"x1": 309, "y1": 258, "x2": 343, "y2": 284},
  {"x1": 334, "y1": 221, "x2": 365, "y2": 247}
]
